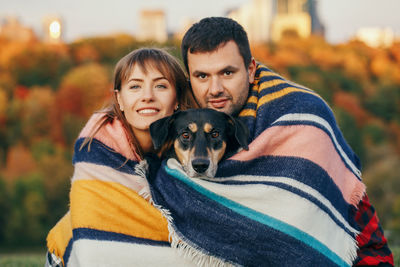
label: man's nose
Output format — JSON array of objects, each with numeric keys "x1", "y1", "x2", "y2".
[{"x1": 209, "y1": 77, "x2": 224, "y2": 96}]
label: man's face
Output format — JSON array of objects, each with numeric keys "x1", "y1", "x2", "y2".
[{"x1": 187, "y1": 40, "x2": 256, "y2": 115}]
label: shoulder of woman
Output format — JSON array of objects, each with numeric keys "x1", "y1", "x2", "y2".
[{"x1": 79, "y1": 112, "x2": 140, "y2": 161}]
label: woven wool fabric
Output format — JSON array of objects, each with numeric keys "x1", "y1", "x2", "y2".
[
  {"x1": 46, "y1": 114, "x2": 194, "y2": 266},
  {"x1": 146, "y1": 64, "x2": 365, "y2": 267},
  {"x1": 46, "y1": 64, "x2": 365, "y2": 267}
]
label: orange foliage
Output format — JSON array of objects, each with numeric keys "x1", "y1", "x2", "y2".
[
  {"x1": 388, "y1": 122, "x2": 400, "y2": 154},
  {"x1": 251, "y1": 45, "x2": 271, "y2": 65},
  {"x1": 389, "y1": 42, "x2": 400, "y2": 64},
  {"x1": 14, "y1": 85, "x2": 29, "y2": 100},
  {"x1": 333, "y1": 91, "x2": 370, "y2": 126},
  {"x1": 3, "y1": 144, "x2": 36, "y2": 180},
  {"x1": 73, "y1": 44, "x2": 100, "y2": 63}
]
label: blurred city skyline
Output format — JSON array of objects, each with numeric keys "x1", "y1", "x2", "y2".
[{"x1": 1, "y1": 0, "x2": 400, "y2": 44}]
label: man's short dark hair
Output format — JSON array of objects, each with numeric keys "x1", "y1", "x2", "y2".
[{"x1": 181, "y1": 17, "x2": 252, "y2": 72}]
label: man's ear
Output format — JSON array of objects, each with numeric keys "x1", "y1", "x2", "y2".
[
  {"x1": 225, "y1": 114, "x2": 249, "y2": 151},
  {"x1": 149, "y1": 112, "x2": 178, "y2": 150},
  {"x1": 247, "y1": 57, "x2": 257, "y2": 84}
]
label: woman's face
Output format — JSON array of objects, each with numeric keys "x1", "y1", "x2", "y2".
[{"x1": 117, "y1": 64, "x2": 178, "y2": 137}]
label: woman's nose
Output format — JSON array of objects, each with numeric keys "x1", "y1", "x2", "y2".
[{"x1": 141, "y1": 86, "x2": 155, "y2": 101}]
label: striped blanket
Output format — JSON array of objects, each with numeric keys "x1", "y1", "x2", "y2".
[
  {"x1": 146, "y1": 64, "x2": 365, "y2": 266},
  {"x1": 46, "y1": 114, "x2": 195, "y2": 266},
  {"x1": 46, "y1": 64, "x2": 365, "y2": 266}
]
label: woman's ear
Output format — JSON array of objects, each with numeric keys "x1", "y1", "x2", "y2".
[{"x1": 115, "y1": 90, "x2": 124, "y2": 111}]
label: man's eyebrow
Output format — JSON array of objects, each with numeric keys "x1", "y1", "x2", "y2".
[
  {"x1": 192, "y1": 70, "x2": 207, "y2": 76},
  {"x1": 219, "y1": 65, "x2": 239, "y2": 73}
]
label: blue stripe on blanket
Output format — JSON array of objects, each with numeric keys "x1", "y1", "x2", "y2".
[
  {"x1": 63, "y1": 238, "x2": 73, "y2": 266},
  {"x1": 72, "y1": 228, "x2": 170, "y2": 246},
  {"x1": 249, "y1": 92, "x2": 361, "y2": 171},
  {"x1": 73, "y1": 138, "x2": 138, "y2": 175},
  {"x1": 213, "y1": 179, "x2": 355, "y2": 236},
  {"x1": 272, "y1": 119, "x2": 361, "y2": 179},
  {"x1": 63, "y1": 228, "x2": 170, "y2": 265},
  {"x1": 217, "y1": 156, "x2": 350, "y2": 220},
  {"x1": 151, "y1": 163, "x2": 347, "y2": 266}
]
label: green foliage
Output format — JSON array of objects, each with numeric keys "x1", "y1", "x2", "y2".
[
  {"x1": 363, "y1": 122, "x2": 387, "y2": 145},
  {"x1": 364, "y1": 85, "x2": 400, "y2": 123},
  {"x1": 4, "y1": 173, "x2": 48, "y2": 246},
  {"x1": 0, "y1": 177, "x2": 11, "y2": 243},
  {"x1": 1, "y1": 36, "x2": 400, "y2": 249},
  {"x1": 333, "y1": 107, "x2": 366, "y2": 165},
  {"x1": 8, "y1": 45, "x2": 72, "y2": 88}
]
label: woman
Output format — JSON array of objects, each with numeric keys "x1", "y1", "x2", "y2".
[{"x1": 46, "y1": 48, "x2": 197, "y2": 267}]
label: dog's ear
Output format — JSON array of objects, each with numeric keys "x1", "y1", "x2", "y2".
[
  {"x1": 226, "y1": 115, "x2": 249, "y2": 151},
  {"x1": 150, "y1": 113, "x2": 177, "y2": 150}
]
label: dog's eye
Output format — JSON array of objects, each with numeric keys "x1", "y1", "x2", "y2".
[
  {"x1": 211, "y1": 131, "x2": 219, "y2": 138},
  {"x1": 181, "y1": 132, "x2": 190, "y2": 139}
]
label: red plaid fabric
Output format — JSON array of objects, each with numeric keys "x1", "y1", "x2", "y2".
[{"x1": 353, "y1": 194, "x2": 394, "y2": 266}]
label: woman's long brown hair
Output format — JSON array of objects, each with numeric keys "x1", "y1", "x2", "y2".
[{"x1": 80, "y1": 47, "x2": 198, "y2": 160}]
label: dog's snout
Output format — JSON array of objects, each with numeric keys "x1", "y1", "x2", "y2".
[{"x1": 191, "y1": 158, "x2": 210, "y2": 174}]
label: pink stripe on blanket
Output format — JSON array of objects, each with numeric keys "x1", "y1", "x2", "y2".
[
  {"x1": 78, "y1": 113, "x2": 140, "y2": 161},
  {"x1": 231, "y1": 125, "x2": 365, "y2": 206}
]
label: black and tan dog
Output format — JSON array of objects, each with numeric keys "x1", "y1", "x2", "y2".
[{"x1": 150, "y1": 108, "x2": 249, "y2": 178}]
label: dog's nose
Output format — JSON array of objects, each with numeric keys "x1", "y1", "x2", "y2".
[{"x1": 192, "y1": 159, "x2": 210, "y2": 174}]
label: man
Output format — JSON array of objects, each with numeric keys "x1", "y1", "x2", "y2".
[{"x1": 181, "y1": 17, "x2": 393, "y2": 266}]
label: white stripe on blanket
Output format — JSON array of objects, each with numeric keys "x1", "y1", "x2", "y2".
[
  {"x1": 72, "y1": 162, "x2": 150, "y2": 194},
  {"x1": 68, "y1": 239, "x2": 196, "y2": 267},
  {"x1": 167, "y1": 160, "x2": 357, "y2": 264},
  {"x1": 272, "y1": 113, "x2": 361, "y2": 178},
  {"x1": 200, "y1": 175, "x2": 357, "y2": 234}
]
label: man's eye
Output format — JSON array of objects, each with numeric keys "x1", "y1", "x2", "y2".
[
  {"x1": 198, "y1": 74, "x2": 207, "y2": 79},
  {"x1": 211, "y1": 131, "x2": 219, "y2": 138},
  {"x1": 181, "y1": 132, "x2": 190, "y2": 139},
  {"x1": 224, "y1": 71, "x2": 233, "y2": 76}
]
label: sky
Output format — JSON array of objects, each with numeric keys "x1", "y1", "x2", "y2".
[{"x1": 1, "y1": 0, "x2": 400, "y2": 44}]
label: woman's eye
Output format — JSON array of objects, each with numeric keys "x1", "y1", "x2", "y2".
[
  {"x1": 156, "y1": 84, "x2": 167, "y2": 89},
  {"x1": 211, "y1": 131, "x2": 219, "y2": 138},
  {"x1": 181, "y1": 132, "x2": 190, "y2": 139},
  {"x1": 129, "y1": 85, "x2": 140, "y2": 89}
]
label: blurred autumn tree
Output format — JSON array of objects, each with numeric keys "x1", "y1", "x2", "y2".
[
  {"x1": 1, "y1": 33, "x2": 400, "y2": 248},
  {"x1": 7, "y1": 44, "x2": 72, "y2": 88}
]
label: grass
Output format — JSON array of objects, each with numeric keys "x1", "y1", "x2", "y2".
[
  {"x1": 0, "y1": 251, "x2": 46, "y2": 267},
  {"x1": 0, "y1": 247, "x2": 398, "y2": 266},
  {"x1": 392, "y1": 246, "x2": 400, "y2": 266}
]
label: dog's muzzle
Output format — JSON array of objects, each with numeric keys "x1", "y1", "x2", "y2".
[{"x1": 191, "y1": 158, "x2": 210, "y2": 174}]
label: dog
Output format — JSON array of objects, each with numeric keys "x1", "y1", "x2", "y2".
[{"x1": 150, "y1": 108, "x2": 249, "y2": 178}]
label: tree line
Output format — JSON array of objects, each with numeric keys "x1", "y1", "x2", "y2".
[{"x1": 0, "y1": 33, "x2": 399, "y2": 249}]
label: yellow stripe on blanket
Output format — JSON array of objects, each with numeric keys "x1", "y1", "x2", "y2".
[
  {"x1": 257, "y1": 87, "x2": 320, "y2": 109},
  {"x1": 70, "y1": 179, "x2": 169, "y2": 242},
  {"x1": 47, "y1": 212, "x2": 73, "y2": 264}
]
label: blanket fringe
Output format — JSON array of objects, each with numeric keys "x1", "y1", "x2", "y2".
[
  {"x1": 135, "y1": 160, "x2": 153, "y2": 202},
  {"x1": 158, "y1": 203, "x2": 235, "y2": 267}
]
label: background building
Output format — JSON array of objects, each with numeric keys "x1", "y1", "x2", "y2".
[
  {"x1": 227, "y1": 0, "x2": 325, "y2": 43},
  {"x1": 137, "y1": 9, "x2": 168, "y2": 43},
  {"x1": 0, "y1": 16, "x2": 36, "y2": 42},
  {"x1": 355, "y1": 27, "x2": 394, "y2": 48}
]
